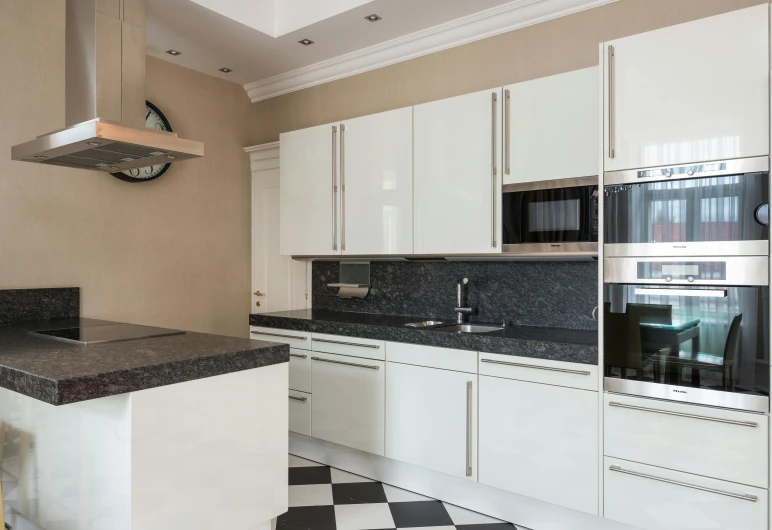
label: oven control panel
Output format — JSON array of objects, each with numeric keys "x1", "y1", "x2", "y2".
[{"x1": 637, "y1": 261, "x2": 726, "y2": 282}]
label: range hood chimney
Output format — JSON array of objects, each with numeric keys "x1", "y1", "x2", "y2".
[{"x1": 11, "y1": 0, "x2": 204, "y2": 172}]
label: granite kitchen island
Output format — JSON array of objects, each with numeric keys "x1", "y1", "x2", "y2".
[{"x1": 0, "y1": 289, "x2": 288, "y2": 530}]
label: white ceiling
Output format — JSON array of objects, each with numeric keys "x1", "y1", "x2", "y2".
[{"x1": 146, "y1": 0, "x2": 517, "y2": 86}]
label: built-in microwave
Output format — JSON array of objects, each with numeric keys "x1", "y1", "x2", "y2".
[{"x1": 502, "y1": 177, "x2": 599, "y2": 254}]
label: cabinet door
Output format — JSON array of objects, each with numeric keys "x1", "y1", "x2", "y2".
[
  {"x1": 311, "y1": 352, "x2": 385, "y2": 455},
  {"x1": 385, "y1": 362, "x2": 477, "y2": 480},
  {"x1": 280, "y1": 122, "x2": 340, "y2": 256},
  {"x1": 414, "y1": 89, "x2": 502, "y2": 254},
  {"x1": 504, "y1": 67, "x2": 599, "y2": 185},
  {"x1": 603, "y1": 5, "x2": 769, "y2": 171},
  {"x1": 341, "y1": 108, "x2": 413, "y2": 255},
  {"x1": 478, "y1": 375, "x2": 598, "y2": 515},
  {"x1": 289, "y1": 390, "x2": 312, "y2": 436}
]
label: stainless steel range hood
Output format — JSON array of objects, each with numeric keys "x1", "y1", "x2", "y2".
[{"x1": 11, "y1": 0, "x2": 204, "y2": 172}]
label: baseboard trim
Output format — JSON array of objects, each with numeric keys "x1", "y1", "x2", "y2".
[{"x1": 289, "y1": 433, "x2": 634, "y2": 530}]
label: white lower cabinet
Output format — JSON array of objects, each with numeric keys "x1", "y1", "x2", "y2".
[
  {"x1": 311, "y1": 351, "x2": 385, "y2": 455},
  {"x1": 289, "y1": 349, "x2": 311, "y2": 393},
  {"x1": 604, "y1": 457, "x2": 767, "y2": 530},
  {"x1": 289, "y1": 390, "x2": 312, "y2": 436},
  {"x1": 385, "y1": 361, "x2": 477, "y2": 480}
]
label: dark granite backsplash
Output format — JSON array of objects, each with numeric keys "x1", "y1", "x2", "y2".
[
  {"x1": 0, "y1": 288, "x2": 80, "y2": 324},
  {"x1": 313, "y1": 261, "x2": 598, "y2": 330}
]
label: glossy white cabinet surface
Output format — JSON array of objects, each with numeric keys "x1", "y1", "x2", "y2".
[
  {"x1": 479, "y1": 352, "x2": 598, "y2": 391},
  {"x1": 289, "y1": 390, "x2": 312, "y2": 436},
  {"x1": 341, "y1": 108, "x2": 413, "y2": 255},
  {"x1": 311, "y1": 333, "x2": 385, "y2": 360},
  {"x1": 414, "y1": 88, "x2": 502, "y2": 254},
  {"x1": 504, "y1": 67, "x2": 599, "y2": 184},
  {"x1": 604, "y1": 394, "x2": 768, "y2": 488},
  {"x1": 478, "y1": 375, "x2": 598, "y2": 515},
  {"x1": 386, "y1": 362, "x2": 477, "y2": 480},
  {"x1": 289, "y1": 348, "x2": 311, "y2": 393},
  {"x1": 604, "y1": 457, "x2": 767, "y2": 530},
  {"x1": 603, "y1": 4, "x2": 769, "y2": 171},
  {"x1": 386, "y1": 341, "x2": 477, "y2": 373},
  {"x1": 311, "y1": 351, "x2": 385, "y2": 455},
  {"x1": 280, "y1": 122, "x2": 339, "y2": 256},
  {"x1": 250, "y1": 326, "x2": 311, "y2": 351}
]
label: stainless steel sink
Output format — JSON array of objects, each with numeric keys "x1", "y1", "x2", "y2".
[
  {"x1": 434, "y1": 324, "x2": 504, "y2": 334},
  {"x1": 404, "y1": 320, "x2": 446, "y2": 328}
]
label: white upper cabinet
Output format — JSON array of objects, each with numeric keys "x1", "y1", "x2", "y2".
[
  {"x1": 504, "y1": 67, "x2": 599, "y2": 184},
  {"x1": 603, "y1": 5, "x2": 769, "y2": 171},
  {"x1": 414, "y1": 89, "x2": 502, "y2": 255},
  {"x1": 341, "y1": 108, "x2": 413, "y2": 255},
  {"x1": 280, "y1": 122, "x2": 340, "y2": 256}
]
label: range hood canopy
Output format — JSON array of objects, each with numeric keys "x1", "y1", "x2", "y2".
[{"x1": 11, "y1": 0, "x2": 203, "y2": 172}]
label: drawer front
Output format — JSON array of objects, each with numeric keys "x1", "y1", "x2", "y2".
[
  {"x1": 479, "y1": 352, "x2": 598, "y2": 391},
  {"x1": 289, "y1": 348, "x2": 311, "y2": 393},
  {"x1": 604, "y1": 457, "x2": 767, "y2": 530},
  {"x1": 311, "y1": 333, "x2": 385, "y2": 361},
  {"x1": 604, "y1": 394, "x2": 768, "y2": 488},
  {"x1": 386, "y1": 342, "x2": 477, "y2": 373},
  {"x1": 250, "y1": 326, "x2": 311, "y2": 350},
  {"x1": 289, "y1": 390, "x2": 311, "y2": 436}
]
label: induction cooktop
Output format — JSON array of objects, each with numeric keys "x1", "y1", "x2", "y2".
[{"x1": 30, "y1": 323, "x2": 185, "y2": 345}]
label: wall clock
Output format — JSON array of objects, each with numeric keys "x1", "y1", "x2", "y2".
[{"x1": 111, "y1": 101, "x2": 174, "y2": 183}]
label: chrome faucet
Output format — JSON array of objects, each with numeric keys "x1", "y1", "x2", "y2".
[{"x1": 455, "y1": 278, "x2": 473, "y2": 324}]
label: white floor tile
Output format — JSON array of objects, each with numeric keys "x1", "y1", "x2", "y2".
[
  {"x1": 289, "y1": 454, "x2": 324, "y2": 467},
  {"x1": 443, "y1": 502, "x2": 505, "y2": 525},
  {"x1": 334, "y1": 503, "x2": 395, "y2": 530},
  {"x1": 382, "y1": 483, "x2": 432, "y2": 503},
  {"x1": 330, "y1": 467, "x2": 375, "y2": 484},
  {"x1": 288, "y1": 484, "x2": 334, "y2": 507},
  {"x1": 398, "y1": 527, "x2": 456, "y2": 530}
]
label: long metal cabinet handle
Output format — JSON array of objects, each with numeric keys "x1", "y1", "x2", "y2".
[
  {"x1": 289, "y1": 395, "x2": 308, "y2": 402},
  {"x1": 340, "y1": 123, "x2": 347, "y2": 251},
  {"x1": 608, "y1": 465, "x2": 758, "y2": 502},
  {"x1": 481, "y1": 358, "x2": 591, "y2": 375},
  {"x1": 311, "y1": 356, "x2": 380, "y2": 370},
  {"x1": 491, "y1": 92, "x2": 498, "y2": 248},
  {"x1": 251, "y1": 331, "x2": 309, "y2": 341},
  {"x1": 607, "y1": 45, "x2": 615, "y2": 159},
  {"x1": 466, "y1": 381, "x2": 473, "y2": 477},
  {"x1": 504, "y1": 89, "x2": 511, "y2": 175},
  {"x1": 311, "y1": 338, "x2": 380, "y2": 349},
  {"x1": 332, "y1": 125, "x2": 338, "y2": 251},
  {"x1": 634, "y1": 288, "x2": 727, "y2": 298},
  {"x1": 608, "y1": 402, "x2": 758, "y2": 427},
  {"x1": 290, "y1": 353, "x2": 308, "y2": 359}
]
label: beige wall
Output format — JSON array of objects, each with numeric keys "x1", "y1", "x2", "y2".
[
  {"x1": 251, "y1": 0, "x2": 767, "y2": 144},
  {"x1": 0, "y1": 0, "x2": 256, "y2": 337}
]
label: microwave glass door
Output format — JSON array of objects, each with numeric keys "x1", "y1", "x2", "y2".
[{"x1": 503, "y1": 185, "x2": 596, "y2": 244}]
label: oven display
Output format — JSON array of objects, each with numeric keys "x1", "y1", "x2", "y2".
[{"x1": 637, "y1": 261, "x2": 726, "y2": 281}]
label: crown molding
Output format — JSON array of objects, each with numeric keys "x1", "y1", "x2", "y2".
[
  {"x1": 244, "y1": 0, "x2": 618, "y2": 103},
  {"x1": 245, "y1": 142, "x2": 280, "y2": 172}
]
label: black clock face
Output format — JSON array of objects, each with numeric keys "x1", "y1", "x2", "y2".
[{"x1": 111, "y1": 101, "x2": 173, "y2": 183}]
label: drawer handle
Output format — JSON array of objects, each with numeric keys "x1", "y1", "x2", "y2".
[
  {"x1": 466, "y1": 381, "x2": 473, "y2": 477},
  {"x1": 481, "y1": 358, "x2": 591, "y2": 376},
  {"x1": 608, "y1": 465, "x2": 758, "y2": 502},
  {"x1": 311, "y1": 356, "x2": 380, "y2": 370},
  {"x1": 290, "y1": 353, "x2": 308, "y2": 359},
  {"x1": 252, "y1": 331, "x2": 308, "y2": 341},
  {"x1": 289, "y1": 395, "x2": 308, "y2": 402},
  {"x1": 608, "y1": 402, "x2": 758, "y2": 427},
  {"x1": 312, "y1": 338, "x2": 380, "y2": 349}
]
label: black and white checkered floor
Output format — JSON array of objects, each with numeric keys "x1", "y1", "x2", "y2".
[{"x1": 281, "y1": 455, "x2": 526, "y2": 530}]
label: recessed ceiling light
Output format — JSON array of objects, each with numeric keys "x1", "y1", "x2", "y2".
[
  {"x1": 166, "y1": 49, "x2": 182, "y2": 56},
  {"x1": 365, "y1": 14, "x2": 382, "y2": 22},
  {"x1": 219, "y1": 67, "x2": 233, "y2": 73},
  {"x1": 298, "y1": 39, "x2": 314, "y2": 46}
]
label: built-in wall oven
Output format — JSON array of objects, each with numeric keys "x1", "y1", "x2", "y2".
[{"x1": 502, "y1": 176, "x2": 598, "y2": 254}]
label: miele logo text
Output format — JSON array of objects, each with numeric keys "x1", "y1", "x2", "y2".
[
  {"x1": 672, "y1": 389, "x2": 687, "y2": 394},
  {"x1": 550, "y1": 244, "x2": 561, "y2": 248},
  {"x1": 672, "y1": 245, "x2": 687, "y2": 249}
]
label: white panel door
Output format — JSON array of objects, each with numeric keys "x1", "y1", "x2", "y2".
[
  {"x1": 603, "y1": 5, "x2": 769, "y2": 171},
  {"x1": 504, "y1": 67, "x2": 599, "y2": 184},
  {"x1": 289, "y1": 390, "x2": 312, "y2": 436},
  {"x1": 341, "y1": 108, "x2": 413, "y2": 255},
  {"x1": 280, "y1": 123, "x2": 340, "y2": 256},
  {"x1": 311, "y1": 352, "x2": 385, "y2": 455},
  {"x1": 478, "y1": 375, "x2": 598, "y2": 515},
  {"x1": 414, "y1": 88, "x2": 502, "y2": 254},
  {"x1": 385, "y1": 362, "x2": 477, "y2": 481}
]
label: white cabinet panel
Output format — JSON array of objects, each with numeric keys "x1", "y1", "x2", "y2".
[
  {"x1": 311, "y1": 333, "x2": 385, "y2": 360},
  {"x1": 311, "y1": 351, "x2": 385, "y2": 455},
  {"x1": 504, "y1": 67, "x2": 599, "y2": 184},
  {"x1": 289, "y1": 349, "x2": 311, "y2": 393},
  {"x1": 250, "y1": 327, "x2": 311, "y2": 351},
  {"x1": 479, "y1": 352, "x2": 598, "y2": 391},
  {"x1": 341, "y1": 108, "x2": 413, "y2": 255},
  {"x1": 386, "y1": 362, "x2": 477, "y2": 480},
  {"x1": 603, "y1": 5, "x2": 769, "y2": 171},
  {"x1": 386, "y1": 342, "x2": 477, "y2": 373},
  {"x1": 478, "y1": 375, "x2": 598, "y2": 515},
  {"x1": 414, "y1": 88, "x2": 502, "y2": 254},
  {"x1": 604, "y1": 457, "x2": 767, "y2": 530},
  {"x1": 289, "y1": 390, "x2": 312, "y2": 436},
  {"x1": 280, "y1": 122, "x2": 340, "y2": 256}
]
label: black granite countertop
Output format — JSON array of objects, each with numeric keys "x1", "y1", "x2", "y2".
[
  {"x1": 249, "y1": 310, "x2": 598, "y2": 365},
  {"x1": 0, "y1": 318, "x2": 288, "y2": 406}
]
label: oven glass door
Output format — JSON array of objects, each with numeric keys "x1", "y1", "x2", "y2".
[
  {"x1": 503, "y1": 185, "x2": 595, "y2": 244},
  {"x1": 604, "y1": 172, "x2": 769, "y2": 252},
  {"x1": 604, "y1": 283, "x2": 769, "y2": 399}
]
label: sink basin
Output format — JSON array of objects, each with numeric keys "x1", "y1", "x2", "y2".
[
  {"x1": 434, "y1": 324, "x2": 504, "y2": 334},
  {"x1": 404, "y1": 320, "x2": 446, "y2": 328}
]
